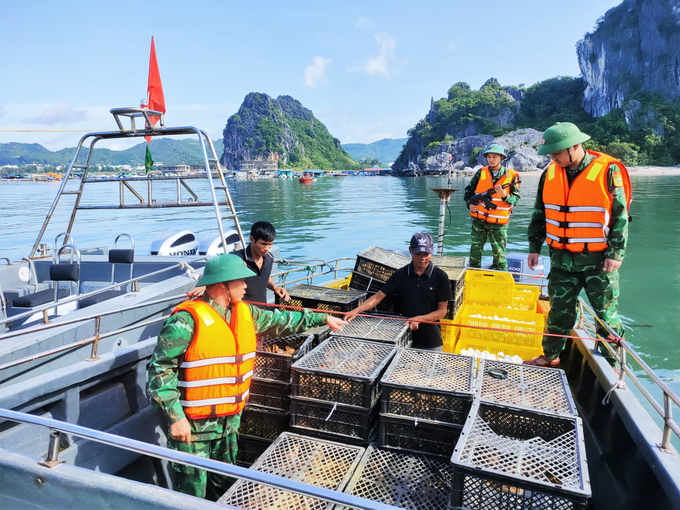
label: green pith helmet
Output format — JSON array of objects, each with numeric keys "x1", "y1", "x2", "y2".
[
  {"x1": 482, "y1": 143, "x2": 507, "y2": 159},
  {"x1": 196, "y1": 254, "x2": 256, "y2": 287},
  {"x1": 537, "y1": 122, "x2": 591, "y2": 155}
]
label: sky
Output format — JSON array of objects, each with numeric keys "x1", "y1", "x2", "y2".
[{"x1": 0, "y1": 0, "x2": 623, "y2": 152}]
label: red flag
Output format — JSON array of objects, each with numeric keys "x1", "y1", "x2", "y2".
[{"x1": 145, "y1": 36, "x2": 165, "y2": 142}]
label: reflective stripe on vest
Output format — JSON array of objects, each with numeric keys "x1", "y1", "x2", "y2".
[
  {"x1": 173, "y1": 300, "x2": 257, "y2": 419},
  {"x1": 470, "y1": 167, "x2": 518, "y2": 225},
  {"x1": 543, "y1": 153, "x2": 618, "y2": 253}
]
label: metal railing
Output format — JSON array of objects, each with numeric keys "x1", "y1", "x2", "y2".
[
  {"x1": 0, "y1": 259, "x2": 204, "y2": 327},
  {"x1": 0, "y1": 407, "x2": 400, "y2": 510},
  {"x1": 577, "y1": 299, "x2": 680, "y2": 451},
  {"x1": 273, "y1": 257, "x2": 355, "y2": 288}
]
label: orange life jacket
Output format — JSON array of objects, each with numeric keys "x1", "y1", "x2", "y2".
[
  {"x1": 174, "y1": 300, "x2": 256, "y2": 419},
  {"x1": 469, "y1": 167, "x2": 519, "y2": 225},
  {"x1": 543, "y1": 151, "x2": 631, "y2": 253}
]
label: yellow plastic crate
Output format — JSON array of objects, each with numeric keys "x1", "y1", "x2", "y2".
[
  {"x1": 455, "y1": 304, "x2": 545, "y2": 348},
  {"x1": 464, "y1": 271, "x2": 515, "y2": 305},
  {"x1": 513, "y1": 283, "x2": 541, "y2": 302},
  {"x1": 441, "y1": 318, "x2": 460, "y2": 350},
  {"x1": 469, "y1": 299, "x2": 536, "y2": 312},
  {"x1": 324, "y1": 277, "x2": 350, "y2": 290},
  {"x1": 455, "y1": 337, "x2": 543, "y2": 361},
  {"x1": 538, "y1": 299, "x2": 551, "y2": 316}
]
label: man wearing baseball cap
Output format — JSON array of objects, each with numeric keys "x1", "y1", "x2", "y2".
[
  {"x1": 346, "y1": 233, "x2": 453, "y2": 350},
  {"x1": 148, "y1": 254, "x2": 347, "y2": 500}
]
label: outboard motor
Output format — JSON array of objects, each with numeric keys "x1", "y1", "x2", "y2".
[
  {"x1": 150, "y1": 231, "x2": 199, "y2": 256},
  {"x1": 198, "y1": 231, "x2": 243, "y2": 256}
]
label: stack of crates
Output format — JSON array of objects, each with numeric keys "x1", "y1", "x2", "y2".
[
  {"x1": 379, "y1": 348, "x2": 475, "y2": 458},
  {"x1": 441, "y1": 266, "x2": 467, "y2": 319},
  {"x1": 332, "y1": 315, "x2": 412, "y2": 347},
  {"x1": 290, "y1": 337, "x2": 397, "y2": 444},
  {"x1": 442, "y1": 270, "x2": 545, "y2": 360},
  {"x1": 220, "y1": 432, "x2": 365, "y2": 509},
  {"x1": 349, "y1": 246, "x2": 411, "y2": 315},
  {"x1": 450, "y1": 359, "x2": 590, "y2": 509},
  {"x1": 276, "y1": 283, "x2": 366, "y2": 313}
]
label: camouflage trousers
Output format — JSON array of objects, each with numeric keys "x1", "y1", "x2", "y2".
[
  {"x1": 168, "y1": 426, "x2": 239, "y2": 501},
  {"x1": 469, "y1": 221, "x2": 508, "y2": 270},
  {"x1": 543, "y1": 266, "x2": 624, "y2": 362}
]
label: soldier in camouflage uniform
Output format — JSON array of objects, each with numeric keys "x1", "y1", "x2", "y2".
[
  {"x1": 526, "y1": 123, "x2": 629, "y2": 367},
  {"x1": 464, "y1": 143, "x2": 520, "y2": 270},
  {"x1": 148, "y1": 255, "x2": 347, "y2": 500}
]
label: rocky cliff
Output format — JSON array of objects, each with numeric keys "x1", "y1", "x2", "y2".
[
  {"x1": 577, "y1": 0, "x2": 680, "y2": 117},
  {"x1": 222, "y1": 93, "x2": 358, "y2": 170}
]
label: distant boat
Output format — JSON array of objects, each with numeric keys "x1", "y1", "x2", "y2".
[{"x1": 299, "y1": 173, "x2": 313, "y2": 184}]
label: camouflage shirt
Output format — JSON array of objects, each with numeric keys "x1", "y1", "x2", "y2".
[
  {"x1": 147, "y1": 296, "x2": 328, "y2": 440},
  {"x1": 527, "y1": 153, "x2": 629, "y2": 271},
  {"x1": 464, "y1": 166, "x2": 521, "y2": 229}
]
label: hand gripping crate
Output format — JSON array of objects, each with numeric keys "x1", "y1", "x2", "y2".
[
  {"x1": 248, "y1": 378, "x2": 291, "y2": 411},
  {"x1": 380, "y1": 348, "x2": 475, "y2": 426},
  {"x1": 240, "y1": 405, "x2": 289, "y2": 440},
  {"x1": 254, "y1": 333, "x2": 314, "y2": 383},
  {"x1": 335, "y1": 446, "x2": 454, "y2": 510},
  {"x1": 333, "y1": 315, "x2": 411, "y2": 347},
  {"x1": 277, "y1": 283, "x2": 366, "y2": 313},
  {"x1": 476, "y1": 359, "x2": 577, "y2": 416},
  {"x1": 219, "y1": 432, "x2": 365, "y2": 509},
  {"x1": 450, "y1": 401, "x2": 591, "y2": 510},
  {"x1": 290, "y1": 396, "x2": 379, "y2": 444},
  {"x1": 353, "y1": 246, "x2": 411, "y2": 282},
  {"x1": 456, "y1": 303, "x2": 545, "y2": 348},
  {"x1": 292, "y1": 337, "x2": 398, "y2": 408},
  {"x1": 236, "y1": 435, "x2": 273, "y2": 468}
]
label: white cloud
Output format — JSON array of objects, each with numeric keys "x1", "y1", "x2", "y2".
[
  {"x1": 26, "y1": 104, "x2": 88, "y2": 125},
  {"x1": 448, "y1": 38, "x2": 461, "y2": 52},
  {"x1": 354, "y1": 17, "x2": 373, "y2": 29},
  {"x1": 349, "y1": 32, "x2": 406, "y2": 78},
  {"x1": 304, "y1": 56, "x2": 332, "y2": 87}
]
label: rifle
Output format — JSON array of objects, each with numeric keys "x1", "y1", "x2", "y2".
[{"x1": 469, "y1": 176, "x2": 521, "y2": 210}]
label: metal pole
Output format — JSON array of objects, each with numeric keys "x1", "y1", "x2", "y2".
[{"x1": 437, "y1": 197, "x2": 446, "y2": 255}]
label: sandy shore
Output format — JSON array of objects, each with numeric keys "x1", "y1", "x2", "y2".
[{"x1": 517, "y1": 166, "x2": 680, "y2": 176}]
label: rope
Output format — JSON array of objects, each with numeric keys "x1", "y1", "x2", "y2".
[
  {"x1": 602, "y1": 380, "x2": 627, "y2": 405},
  {"x1": 243, "y1": 300, "x2": 624, "y2": 344},
  {"x1": 179, "y1": 262, "x2": 201, "y2": 281}
]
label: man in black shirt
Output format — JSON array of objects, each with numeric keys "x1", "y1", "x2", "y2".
[
  {"x1": 232, "y1": 221, "x2": 290, "y2": 304},
  {"x1": 346, "y1": 233, "x2": 452, "y2": 350}
]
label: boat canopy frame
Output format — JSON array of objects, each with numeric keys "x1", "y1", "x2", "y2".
[{"x1": 29, "y1": 107, "x2": 246, "y2": 259}]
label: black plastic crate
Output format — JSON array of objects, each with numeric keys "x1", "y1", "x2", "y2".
[
  {"x1": 276, "y1": 283, "x2": 366, "y2": 313},
  {"x1": 339, "y1": 446, "x2": 453, "y2": 510},
  {"x1": 306, "y1": 325, "x2": 331, "y2": 347},
  {"x1": 254, "y1": 333, "x2": 314, "y2": 383},
  {"x1": 348, "y1": 270, "x2": 386, "y2": 293},
  {"x1": 477, "y1": 359, "x2": 577, "y2": 416},
  {"x1": 290, "y1": 396, "x2": 379, "y2": 443},
  {"x1": 379, "y1": 414, "x2": 462, "y2": 458},
  {"x1": 353, "y1": 246, "x2": 411, "y2": 282},
  {"x1": 248, "y1": 378, "x2": 291, "y2": 412},
  {"x1": 220, "y1": 432, "x2": 365, "y2": 509},
  {"x1": 441, "y1": 266, "x2": 467, "y2": 297},
  {"x1": 236, "y1": 435, "x2": 272, "y2": 468},
  {"x1": 240, "y1": 405, "x2": 289, "y2": 440},
  {"x1": 333, "y1": 315, "x2": 411, "y2": 347},
  {"x1": 366, "y1": 291, "x2": 399, "y2": 316},
  {"x1": 450, "y1": 401, "x2": 591, "y2": 510},
  {"x1": 380, "y1": 348, "x2": 475, "y2": 426},
  {"x1": 445, "y1": 288, "x2": 465, "y2": 320},
  {"x1": 292, "y1": 337, "x2": 398, "y2": 408},
  {"x1": 432, "y1": 254, "x2": 467, "y2": 268}
]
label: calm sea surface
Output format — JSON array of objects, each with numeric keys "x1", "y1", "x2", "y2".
[{"x1": 1, "y1": 174, "x2": 679, "y2": 431}]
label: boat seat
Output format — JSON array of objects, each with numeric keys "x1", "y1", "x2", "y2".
[
  {"x1": 78, "y1": 289, "x2": 127, "y2": 309},
  {"x1": 12, "y1": 262, "x2": 80, "y2": 308},
  {"x1": 13, "y1": 288, "x2": 70, "y2": 308}
]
